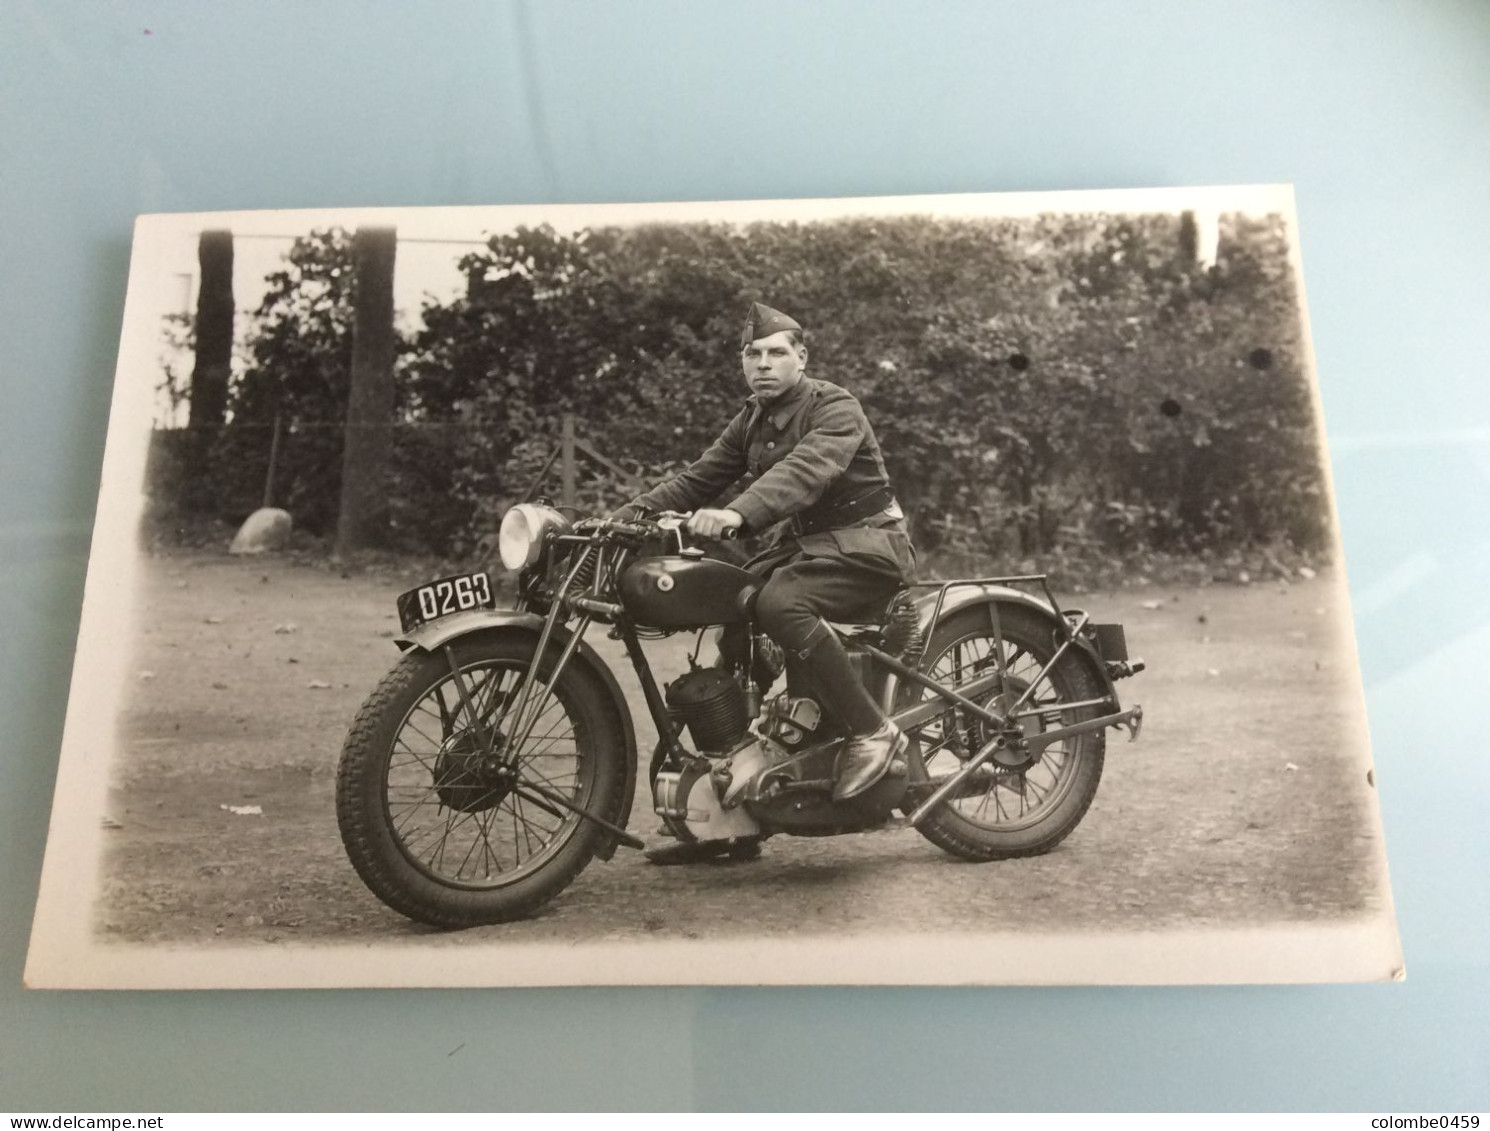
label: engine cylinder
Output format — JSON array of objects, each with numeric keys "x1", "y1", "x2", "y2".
[{"x1": 665, "y1": 668, "x2": 749, "y2": 752}]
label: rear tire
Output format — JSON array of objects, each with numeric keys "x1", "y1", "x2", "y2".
[
  {"x1": 896, "y1": 604, "x2": 1106, "y2": 861},
  {"x1": 336, "y1": 633, "x2": 628, "y2": 928}
]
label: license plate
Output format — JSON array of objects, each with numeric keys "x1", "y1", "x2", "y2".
[{"x1": 396, "y1": 571, "x2": 496, "y2": 633}]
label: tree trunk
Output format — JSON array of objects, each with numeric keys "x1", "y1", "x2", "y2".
[
  {"x1": 1179, "y1": 208, "x2": 1220, "y2": 270},
  {"x1": 561, "y1": 414, "x2": 576, "y2": 507},
  {"x1": 336, "y1": 227, "x2": 397, "y2": 554},
  {"x1": 185, "y1": 229, "x2": 233, "y2": 510}
]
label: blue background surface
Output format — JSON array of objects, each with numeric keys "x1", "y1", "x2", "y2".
[{"x1": 3, "y1": 0, "x2": 1487, "y2": 1111}]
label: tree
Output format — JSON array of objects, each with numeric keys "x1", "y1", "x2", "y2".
[
  {"x1": 215, "y1": 229, "x2": 359, "y2": 531},
  {"x1": 336, "y1": 227, "x2": 397, "y2": 553},
  {"x1": 174, "y1": 212, "x2": 1325, "y2": 571},
  {"x1": 185, "y1": 229, "x2": 233, "y2": 508}
]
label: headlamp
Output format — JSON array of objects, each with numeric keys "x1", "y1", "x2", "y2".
[{"x1": 498, "y1": 504, "x2": 569, "y2": 571}]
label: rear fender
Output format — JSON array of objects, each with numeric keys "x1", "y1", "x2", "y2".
[
  {"x1": 881, "y1": 586, "x2": 1118, "y2": 712},
  {"x1": 397, "y1": 610, "x2": 637, "y2": 860}
]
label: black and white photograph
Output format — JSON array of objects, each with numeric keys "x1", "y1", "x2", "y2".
[{"x1": 23, "y1": 186, "x2": 1401, "y2": 988}]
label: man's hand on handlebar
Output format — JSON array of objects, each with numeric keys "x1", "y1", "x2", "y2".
[
  {"x1": 590, "y1": 508, "x2": 741, "y2": 542},
  {"x1": 686, "y1": 508, "x2": 744, "y2": 540},
  {"x1": 606, "y1": 502, "x2": 648, "y2": 524}
]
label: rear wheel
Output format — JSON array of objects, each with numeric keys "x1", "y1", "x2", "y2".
[
  {"x1": 336, "y1": 633, "x2": 627, "y2": 927},
  {"x1": 895, "y1": 604, "x2": 1106, "y2": 861}
]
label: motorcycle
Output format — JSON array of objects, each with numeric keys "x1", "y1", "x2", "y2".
[{"x1": 335, "y1": 504, "x2": 1146, "y2": 928}]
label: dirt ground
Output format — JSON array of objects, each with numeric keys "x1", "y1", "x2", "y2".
[{"x1": 94, "y1": 550, "x2": 1388, "y2": 946}]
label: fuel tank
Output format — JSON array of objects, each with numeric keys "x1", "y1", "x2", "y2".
[{"x1": 618, "y1": 555, "x2": 757, "y2": 629}]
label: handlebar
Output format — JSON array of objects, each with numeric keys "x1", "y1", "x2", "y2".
[
  {"x1": 578, "y1": 512, "x2": 740, "y2": 542},
  {"x1": 573, "y1": 517, "x2": 654, "y2": 540}
]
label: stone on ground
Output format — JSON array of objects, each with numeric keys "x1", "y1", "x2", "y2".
[{"x1": 229, "y1": 508, "x2": 292, "y2": 555}]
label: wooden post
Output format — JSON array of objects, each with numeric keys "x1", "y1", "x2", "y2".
[
  {"x1": 336, "y1": 226, "x2": 397, "y2": 554},
  {"x1": 561, "y1": 414, "x2": 576, "y2": 508},
  {"x1": 520, "y1": 445, "x2": 561, "y2": 503},
  {"x1": 262, "y1": 413, "x2": 283, "y2": 509}
]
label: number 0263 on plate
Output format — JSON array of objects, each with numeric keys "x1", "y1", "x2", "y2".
[{"x1": 395, "y1": 571, "x2": 497, "y2": 633}]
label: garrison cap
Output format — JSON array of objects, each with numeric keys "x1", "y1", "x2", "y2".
[{"x1": 740, "y1": 302, "x2": 803, "y2": 347}]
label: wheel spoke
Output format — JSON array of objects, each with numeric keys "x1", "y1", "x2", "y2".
[
  {"x1": 518, "y1": 769, "x2": 574, "y2": 804},
  {"x1": 377, "y1": 654, "x2": 595, "y2": 891},
  {"x1": 388, "y1": 746, "x2": 439, "y2": 775},
  {"x1": 452, "y1": 814, "x2": 486, "y2": 878},
  {"x1": 478, "y1": 809, "x2": 501, "y2": 878},
  {"x1": 429, "y1": 803, "x2": 490, "y2": 861},
  {"x1": 899, "y1": 615, "x2": 1101, "y2": 836},
  {"x1": 434, "y1": 685, "x2": 455, "y2": 735},
  {"x1": 469, "y1": 668, "x2": 510, "y2": 723},
  {"x1": 429, "y1": 805, "x2": 459, "y2": 873},
  {"x1": 972, "y1": 784, "x2": 994, "y2": 820},
  {"x1": 511, "y1": 723, "x2": 580, "y2": 763},
  {"x1": 512, "y1": 794, "x2": 537, "y2": 858},
  {"x1": 399, "y1": 714, "x2": 446, "y2": 757}
]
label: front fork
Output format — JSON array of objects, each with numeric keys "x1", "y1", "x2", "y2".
[
  {"x1": 614, "y1": 620, "x2": 691, "y2": 771},
  {"x1": 437, "y1": 562, "x2": 646, "y2": 851}
]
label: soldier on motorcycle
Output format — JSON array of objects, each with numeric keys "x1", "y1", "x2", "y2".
[
  {"x1": 616, "y1": 302, "x2": 918, "y2": 824},
  {"x1": 336, "y1": 301, "x2": 1142, "y2": 918}
]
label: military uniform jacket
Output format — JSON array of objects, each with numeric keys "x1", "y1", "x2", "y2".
[{"x1": 632, "y1": 377, "x2": 916, "y2": 584}]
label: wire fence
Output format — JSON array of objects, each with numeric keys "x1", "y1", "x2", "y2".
[
  {"x1": 145, "y1": 417, "x2": 658, "y2": 555},
  {"x1": 148, "y1": 420, "x2": 1331, "y2": 593}
]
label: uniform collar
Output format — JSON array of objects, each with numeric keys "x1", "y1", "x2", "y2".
[{"x1": 748, "y1": 376, "x2": 814, "y2": 430}]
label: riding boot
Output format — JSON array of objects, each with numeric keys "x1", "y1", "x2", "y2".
[
  {"x1": 795, "y1": 628, "x2": 906, "y2": 801},
  {"x1": 794, "y1": 627, "x2": 882, "y2": 731}
]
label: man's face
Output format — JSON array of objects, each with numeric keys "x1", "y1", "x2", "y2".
[{"x1": 741, "y1": 330, "x2": 807, "y2": 402}]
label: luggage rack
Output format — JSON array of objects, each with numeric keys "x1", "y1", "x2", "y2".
[{"x1": 903, "y1": 573, "x2": 1079, "y2": 675}]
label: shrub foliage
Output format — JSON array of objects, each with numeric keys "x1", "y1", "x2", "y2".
[{"x1": 153, "y1": 212, "x2": 1328, "y2": 578}]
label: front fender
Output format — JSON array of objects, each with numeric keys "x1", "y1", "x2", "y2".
[{"x1": 397, "y1": 609, "x2": 638, "y2": 860}]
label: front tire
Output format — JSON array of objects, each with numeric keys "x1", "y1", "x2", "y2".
[
  {"x1": 336, "y1": 632, "x2": 627, "y2": 928},
  {"x1": 896, "y1": 604, "x2": 1106, "y2": 861}
]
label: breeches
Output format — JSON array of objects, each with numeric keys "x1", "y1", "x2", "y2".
[{"x1": 752, "y1": 554, "x2": 904, "y2": 656}]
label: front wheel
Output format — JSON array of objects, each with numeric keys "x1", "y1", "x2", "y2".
[
  {"x1": 336, "y1": 632, "x2": 628, "y2": 928},
  {"x1": 895, "y1": 604, "x2": 1107, "y2": 861}
]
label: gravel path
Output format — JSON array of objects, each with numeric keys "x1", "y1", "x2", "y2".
[{"x1": 96, "y1": 551, "x2": 1388, "y2": 946}]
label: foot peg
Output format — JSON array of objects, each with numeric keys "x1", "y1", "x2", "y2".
[{"x1": 644, "y1": 838, "x2": 763, "y2": 866}]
